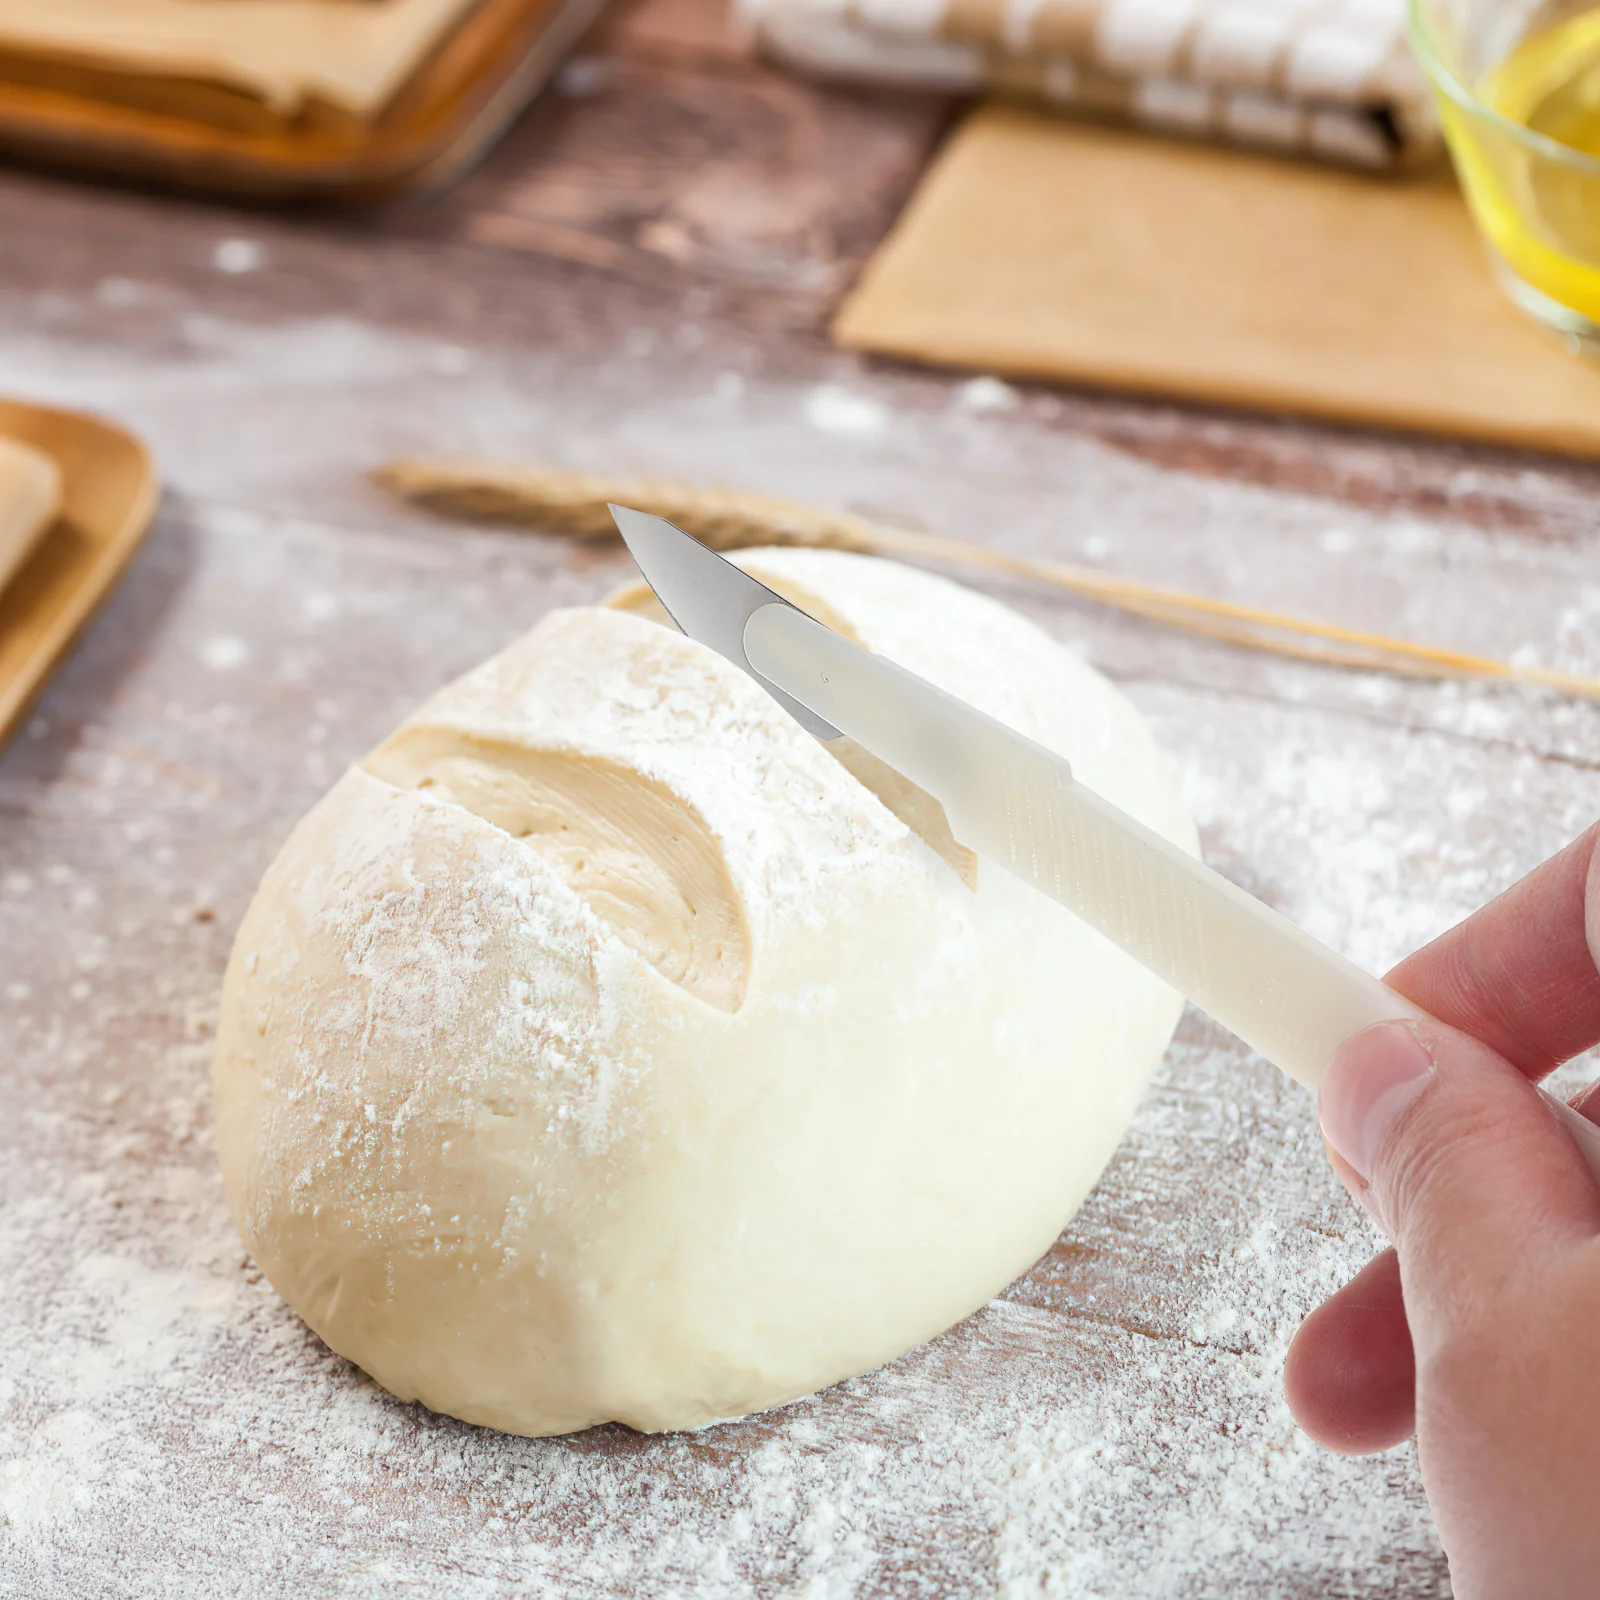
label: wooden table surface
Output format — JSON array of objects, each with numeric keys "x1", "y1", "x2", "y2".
[{"x1": 3, "y1": 3, "x2": 1600, "y2": 1594}]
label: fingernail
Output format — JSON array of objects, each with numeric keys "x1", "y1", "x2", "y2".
[{"x1": 1319, "y1": 1022, "x2": 1436, "y2": 1182}]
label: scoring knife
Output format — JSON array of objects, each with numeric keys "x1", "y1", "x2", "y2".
[{"x1": 610, "y1": 504, "x2": 1600, "y2": 1179}]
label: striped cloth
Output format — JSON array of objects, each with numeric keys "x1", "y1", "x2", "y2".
[{"x1": 741, "y1": 0, "x2": 1438, "y2": 167}]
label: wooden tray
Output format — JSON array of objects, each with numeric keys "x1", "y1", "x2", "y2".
[
  {"x1": 0, "y1": 400, "x2": 159, "y2": 749},
  {"x1": 0, "y1": 0, "x2": 606, "y2": 202}
]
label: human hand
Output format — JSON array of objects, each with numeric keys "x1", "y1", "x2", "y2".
[{"x1": 1283, "y1": 824, "x2": 1600, "y2": 1600}]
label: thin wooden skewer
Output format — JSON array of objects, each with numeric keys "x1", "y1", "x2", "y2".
[{"x1": 377, "y1": 460, "x2": 1600, "y2": 702}]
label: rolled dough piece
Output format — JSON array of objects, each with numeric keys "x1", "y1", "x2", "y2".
[
  {"x1": 0, "y1": 435, "x2": 62, "y2": 596},
  {"x1": 213, "y1": 549, "x2": 1198, "y2": 1436}
]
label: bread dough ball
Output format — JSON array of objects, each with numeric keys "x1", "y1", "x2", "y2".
[{"x1": 213, "y1": 549, "x2": 1198, "y2": 1436}]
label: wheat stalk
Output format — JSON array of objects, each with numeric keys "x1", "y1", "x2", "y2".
[{"x1": 377, "y1": 460, "x2": 1600, "y2": 701}]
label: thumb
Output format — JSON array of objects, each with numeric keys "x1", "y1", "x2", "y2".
[{"x1": 1318, "y1": 1020, "x2": 1600, "y2": 1352}]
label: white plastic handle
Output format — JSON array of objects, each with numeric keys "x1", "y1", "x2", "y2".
[
  {"x1": 743, "y1": 601, "x2": 1600, "y2": 1191},
  {"x1": 1291, "y1": 959, "x2": 1600, "y2": 1189}
]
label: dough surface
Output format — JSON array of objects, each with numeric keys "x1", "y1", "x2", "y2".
[
  {"x1": 213, "y1": 549, "x2": 1198, "y2": 1436},
  {"x1": 0, "y1": 435, "x2": 61, "y2": 596}
]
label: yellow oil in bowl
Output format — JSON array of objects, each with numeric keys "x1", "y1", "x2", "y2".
[{"x1": 1438, "y1": 7, "x2": 1600, "y2": 332}]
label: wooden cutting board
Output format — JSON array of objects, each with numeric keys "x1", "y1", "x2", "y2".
[
  {"x1": 0, "y1": 400, "x2": 159, "y2": 749},
  {"x1": 834, "y1": 107, "x2": 1600, "y2": 458}
]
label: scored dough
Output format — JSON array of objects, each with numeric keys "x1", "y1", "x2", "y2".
[
  {"x1": 0, "y1": 435, "x2": 62, "y2": 597},
  {"x1": 213, "y1": 549, "x2": 1199, "y2": 1436}
]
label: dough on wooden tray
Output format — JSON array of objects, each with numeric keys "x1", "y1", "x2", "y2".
[
  {"x1": 213, "y1": 549, "x2": 1198, "y2": 1436},
  {"x1": 0, "y1": 0, "x2": 479, "y2": 117},
  {"x1": 0, "y1": 435, "x2": 62, "y2": 595}
]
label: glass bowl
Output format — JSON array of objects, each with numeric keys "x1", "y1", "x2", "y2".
[{"x1": 1410, "y1": 0, "x2": 1600, "y2": 351}]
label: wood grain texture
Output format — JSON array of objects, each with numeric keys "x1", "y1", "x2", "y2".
[
  {"x1": 384, "y1": 59, "x2": 954, "y2": 323},
  {"x1": 0, "y1": 5, "x2": 1598, "y2": 1592}
]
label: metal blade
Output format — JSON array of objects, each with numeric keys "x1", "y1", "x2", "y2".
[{"x1": 608, "y1": 505, "x2": 841, "y2": 740}]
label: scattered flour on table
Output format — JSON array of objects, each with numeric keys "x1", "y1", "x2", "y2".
[
  {"x1": 3, "y1": 278, "x2": 1599, "y2": 1596},
  {"x1": 14, "y1": 602, "x2": 1600, "y2": 1596},
  {"x1": 0, "y1": 1021, "x2": 1450, "y2": 1600},
  {"x1": 0, "y1": 757, "x2": 1472, "y2": 1600}
]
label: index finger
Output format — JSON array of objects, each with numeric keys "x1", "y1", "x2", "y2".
[{"x1": 1384, "y1": 822, "x2": 1600, "y2": 1081}]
